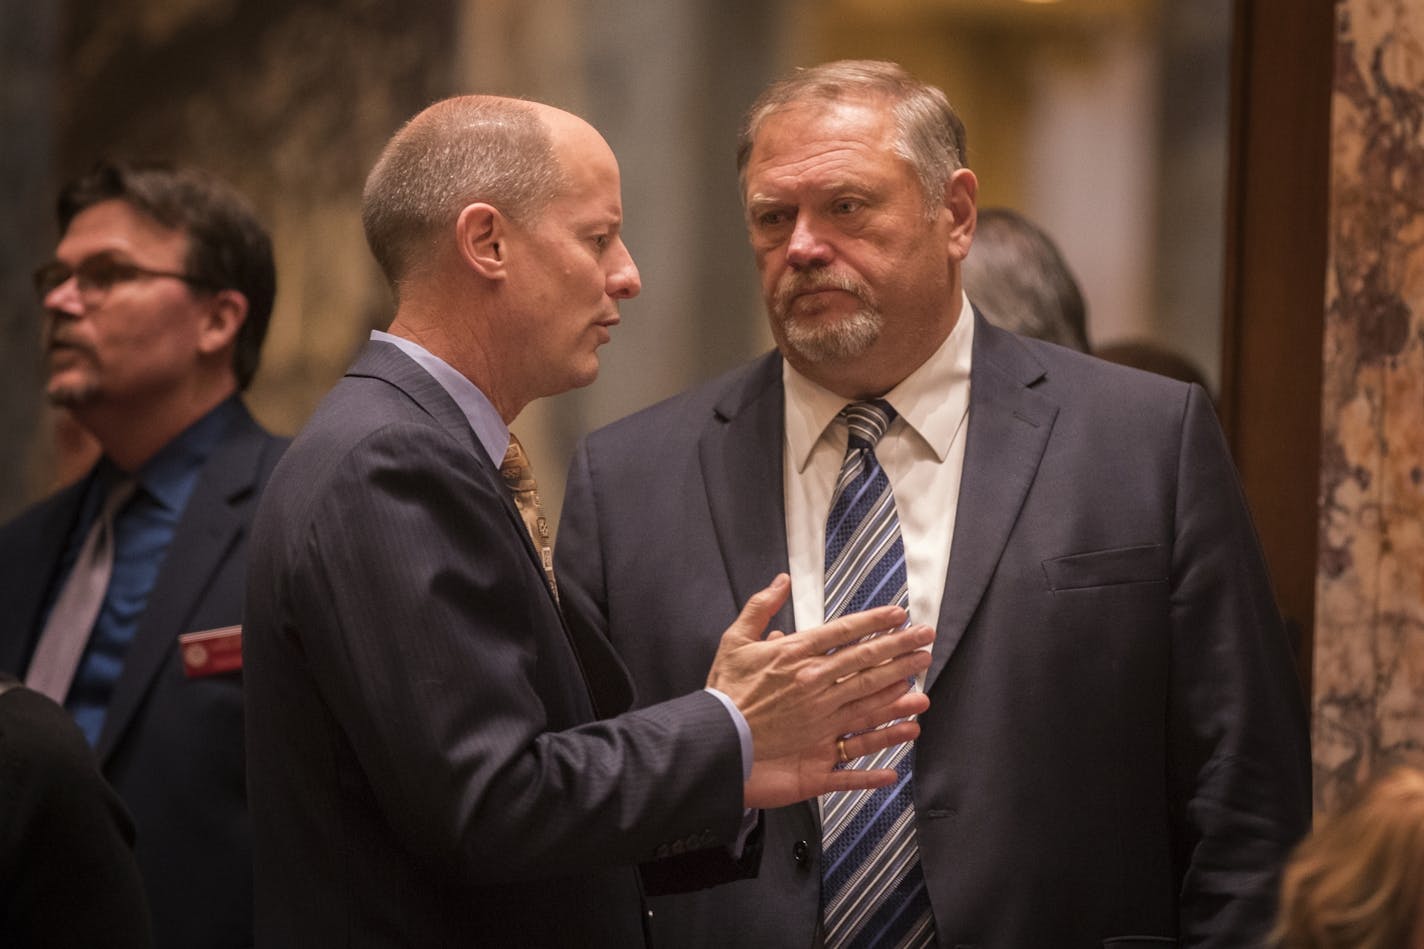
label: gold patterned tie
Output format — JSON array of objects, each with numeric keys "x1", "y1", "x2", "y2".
[{"x1": 500, "y1": 434, "x2": 558, "y2": 600}]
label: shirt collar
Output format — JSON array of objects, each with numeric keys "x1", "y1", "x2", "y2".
[
  {"x1": 371, "y1": 330, "x2": 510, "y2": 466},
  {"x1": 784, "y1": 289, "x2": 974, "y2": 471},
  {"x1": 117, "y1": 396, "x2": 243, "y2": 512}
]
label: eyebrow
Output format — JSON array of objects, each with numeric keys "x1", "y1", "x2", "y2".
[
  {"x1": 747, "y1": 175, "x2": 875, "y2": 204},
  {"x1": 50, "y1": 248, "x2": 139, "y2": 268},
  {"x1": 745, "y1": 192, "x2": 794, "y2": 210}
]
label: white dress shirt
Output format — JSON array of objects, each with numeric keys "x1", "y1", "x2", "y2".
[{"x1": 783, "y1": 291, "x2": 974, "y2": 640}]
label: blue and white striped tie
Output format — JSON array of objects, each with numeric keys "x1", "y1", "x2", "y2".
[{"x1": 820, "y1": 400, "x2": 934, "y2": 949}]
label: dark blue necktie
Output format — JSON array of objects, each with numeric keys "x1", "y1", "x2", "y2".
[{"x1": 819, "y1": 400, "x2": 934, "y2": 949}]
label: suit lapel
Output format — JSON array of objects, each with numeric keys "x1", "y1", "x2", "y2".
[
  {"x1": 351, "y1": 342, "x2": 560, "y2": 607},
  {"x1": 0, "y1": 477, "x2": 91, "y2": 674},
  {"x1": 699, "y1": 353, "x2": 795, "y2": 635},
  {"x1": 97, "y1": 409, "x2": 269, "y2": 762},
  {"x1": 353, "y1": 340, "x2": 634, "y2": 716},
  {"x1": 925, "y1": 315, "x2": 1058, "y2": 693}
]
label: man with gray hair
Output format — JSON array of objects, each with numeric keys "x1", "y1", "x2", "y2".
[
  {"x1": 243, "y1": 94, "x2": 936, "y2": 946},
  {"x1": 558, "y1": 60, "x2": 1310, "y2": 947}
]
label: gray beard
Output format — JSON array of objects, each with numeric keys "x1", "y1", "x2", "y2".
[{"x1": 777, "y1": 306, "x2": 883, "y2": 363}]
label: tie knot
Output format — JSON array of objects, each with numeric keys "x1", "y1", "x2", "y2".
[
  {"x1": 841, "y1": 400, "x2": 896, "y2": 451},
  {"x1": 500, "y1": 435, "x2": 536, "y2": 492},
  {"x1": 101, "y1": 477, "x2": 138, "y2": 522}
]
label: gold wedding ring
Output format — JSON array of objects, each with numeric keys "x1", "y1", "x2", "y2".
[{"x1": 837, "y1": 737, "x2": 849, "y2": 764}]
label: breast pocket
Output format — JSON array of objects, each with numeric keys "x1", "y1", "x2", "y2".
[{"x1": 1041, "y1": 544, "x2": 1165, "y2": 592}]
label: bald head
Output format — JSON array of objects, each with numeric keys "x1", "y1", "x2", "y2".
[{"x1": 361, "y1": 96, "x2": 571, "y2": 294}]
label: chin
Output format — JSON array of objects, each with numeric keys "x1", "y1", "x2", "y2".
[
  {"x1": 566, "y1": 358, "x2": 602, "y2": 392},
  {"x1": 780, "y1": 311, "x2": 882, "y2": 363},
  {"x1": 46, "y1": 377, "x2": 100, "y2": 409}
]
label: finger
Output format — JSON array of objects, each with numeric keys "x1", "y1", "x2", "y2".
[
  {"x1": 721, "y1": 574, "x2": 791, "y2": 645},
  {"x1": 814, "y1": 767, "x2": 899, "y2": 794},
  {"x1": 822, "y1": 623, "x2": 934, "y2": 680},
  {"x1": 825, "y1": 644, "x2": 932, "y2": 710},
  {"x1": 796, "y1": 604, "x2": 909, "y2": 655},
  {"x1": 836, "y1": 719, "x2": 923, "y2": 761}
]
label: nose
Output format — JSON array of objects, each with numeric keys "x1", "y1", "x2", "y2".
[
  {"x1": 43, "y1": 275, "x2": 86, "y2": 318},
  {"x1": 607, "y1": 239, "x2": 641, "y2": 300},
  {"x1": 785, "y1": 214, "x2": 832, "y2": 271}
]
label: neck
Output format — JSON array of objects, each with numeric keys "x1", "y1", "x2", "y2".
[
  {"x1": 387, "y1": 299, "x2": 526, "y2": 425},
  {"x1": 76, "y1": 380, "x2": 236, "y2": 472}
]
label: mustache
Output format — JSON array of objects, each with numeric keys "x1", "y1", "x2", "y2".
[
  {"x1": 772, "y1": 270, "x2": 874, "y2": 314},
  {"x1": 45, "y1": 326, "x2": 96, "y2": 360}
]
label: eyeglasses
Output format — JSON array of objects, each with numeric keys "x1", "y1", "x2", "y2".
[{"x1": 32, "y1": 254, "x2": 213, "y2": 307}]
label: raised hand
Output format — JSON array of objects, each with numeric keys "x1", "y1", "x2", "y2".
[{"x1": 705, "y1": 574, "x2": 933, "y2": 764}]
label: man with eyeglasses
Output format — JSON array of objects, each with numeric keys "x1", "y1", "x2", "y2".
[{"x1": 0, "y1": 160, "x2": 284, "y2": 949}]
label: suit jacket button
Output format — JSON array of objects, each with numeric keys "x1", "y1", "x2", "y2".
[{"x1": 793, "y1": 839, "x2": 810, "y2": 867}]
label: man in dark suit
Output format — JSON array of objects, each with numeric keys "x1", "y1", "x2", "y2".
[
  {"x1": 243, "y1": 95, "x2": 936, "y2": 947},
  {"x1": 557, "y1": 60, "x2": 1312, "y2": 947},
  {"x1": 0, "y1": 161, "x2": 284, "y2": 948}
]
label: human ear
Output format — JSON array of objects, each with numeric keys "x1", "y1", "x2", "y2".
[
  {"x1": 456, "y1": 203, "x2": 508, "y2": 281},
  {"x1": 197, "y1": 290, "x2": 248, "y2": 357},
  {"x1": 944, "y1": 168, "x2": 978, "y2": 262}
]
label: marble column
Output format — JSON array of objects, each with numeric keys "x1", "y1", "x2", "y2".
[{"x1": 1314, "y1": 0, "x2": 1424, "y2": 813}]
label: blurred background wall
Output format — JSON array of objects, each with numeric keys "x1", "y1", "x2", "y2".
[{"x1": 1, "y1": 0, "x2": 1228, "y2": 526}]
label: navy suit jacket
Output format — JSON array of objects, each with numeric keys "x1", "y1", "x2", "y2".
[
  {"x1": 243, "y1": 341, "x2": 752, "y2": 948},
  {"x1": 557, "y1": 313, "x2": 1312, "y2": 948},
  {"x1": 0, "y1": 402, "x2": 286, "y2": 949}
]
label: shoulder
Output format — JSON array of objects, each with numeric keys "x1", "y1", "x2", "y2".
[
  {"x1": 586, "y1": 351, "x2": 782, "y2": 450},
  {"x1": 221, "y1": 404, "x2": 293, "y2": 499},
  {"x1": 260, "y1": 376, "x2": 500, "y2": 544},
  {"x1": 284, "y1": 373, "x2": 468, "y2": 486},
  {"x1": 981, "y1": 322, "x2": 1202, "y2": 428}
]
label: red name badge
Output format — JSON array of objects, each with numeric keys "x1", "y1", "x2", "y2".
[{"x1": 179, "y1": 625, "x2": 243, "y2": 678}]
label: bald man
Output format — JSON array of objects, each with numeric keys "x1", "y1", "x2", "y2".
[{"x1": 242, "y1": 96, "x2": 935, "y2": 946}]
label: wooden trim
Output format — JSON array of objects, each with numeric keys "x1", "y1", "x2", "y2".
[{"x1": 1219, "y1": 0, "x2": 1335, "y2": 695}]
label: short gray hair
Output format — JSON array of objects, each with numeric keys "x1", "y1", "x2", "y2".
[
  {"x1": 736, "y1": 60, "x2": 967, "y2": 213},
  {"x1": 362, "y1": 96, "x2": 567, "y2": 293}
]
